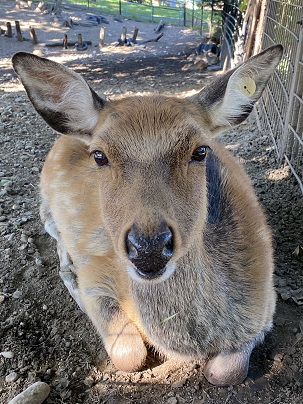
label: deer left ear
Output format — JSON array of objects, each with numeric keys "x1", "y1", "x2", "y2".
[{"x1": 190, "y1": 45, "x2": 283, "y2": 135}]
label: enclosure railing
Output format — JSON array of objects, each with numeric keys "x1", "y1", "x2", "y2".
[
  {"x1": 257, "y1": 0, "x2": 303, "y2": 193},
  {"x1": 221, "y1": 0, "x2": 303, "y2": 194}
]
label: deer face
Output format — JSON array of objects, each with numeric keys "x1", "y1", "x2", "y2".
[{"x1": 86, "y1": 96, "x2": 212, "y2": 281}]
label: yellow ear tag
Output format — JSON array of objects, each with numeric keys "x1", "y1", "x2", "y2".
[{"x1": 241, "y1": 77, "x2": 256, "y2": 96}]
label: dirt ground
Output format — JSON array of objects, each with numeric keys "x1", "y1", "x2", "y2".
[{"x1": 1, "y1": 2, "x2": 303, "y2": 404}]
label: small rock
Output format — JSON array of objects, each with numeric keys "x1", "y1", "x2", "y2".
[
  {"x1": 280, "y1": 291, "x2": 291, "y2": 301},
  {"x1": 278, "y1": 278, "x2": 287, "y2": 287},
  {"x1": 22, "y1": 230, "x2": 31, "y2": 236},
  {"x1": 12, "y1": 290, "x2": 22, "y2": 299},
  {"x1": 166, "y1": 397, "x2": 178, "y2": 404},
  {"x1": 84, "y1": 376, "x2": 94, "y2": 387},
  {"x1": 275, "y1": 317, "x2": 286, "y2": 326},
  {"x1": 1, "y1": 351, "x2": 14, "y2": 359},
  {"x1": 273, "y1": 352, "x2": 284, "y2": 363},
  {"x1": 5, "y1": 371, "x2": 19, "y2": 383},
  {"x1": 7, "y1": 381, "x2": 50, "y2": 404},
  {"x1": 0, "y1": 295, "x2": 5, "y2": 303},
  {"x1": 20, "y1": 234, "x2": 28, "y2": 243},
  {"x1": 132, "y1": 372, "x2": 142, "y2": 382},
  {"x1": 171, "y1": 378, "x2": 187, "y2": 388},
  {"x1": 292, "y1": 245, "x2": 303, "y2": 260},
  {"x1": 35, "y1": 257, "x2": 43, "y2": 267}
]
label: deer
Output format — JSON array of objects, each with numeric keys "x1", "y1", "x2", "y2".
[{"x1": 12, "y1": 44, "x2": 283, "y2": 386}]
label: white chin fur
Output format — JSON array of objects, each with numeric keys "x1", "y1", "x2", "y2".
[{"x1": 127, "y1": 262, "x2": 177, "y2": 284}]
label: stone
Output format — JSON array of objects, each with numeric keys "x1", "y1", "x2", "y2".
[
  {"x1": 171, "y1": 378, "x2": 187, "y2": 388},
  {"x1": 12, "y1": 290, "x2": 22, "y2": 299},
  {"x1": 5, "y1": 372, "x2": 19, "y2": 383},
  {"x1": 7, "y1": 381, "x2": 50, "y2": 404},
  {"x1": 1, "y1": 351, "x2": 14, "y2": 359}
]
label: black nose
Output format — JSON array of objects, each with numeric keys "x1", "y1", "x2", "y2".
[{"x1": 126, "y1": 222, "x2": 174, "y2": 279}]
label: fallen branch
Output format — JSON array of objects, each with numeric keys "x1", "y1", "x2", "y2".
[
  {"x1": 45, "y1": 40, "x2": 92, "y2": 47},
  {"x1": 142, "y1": 33, "x2": 164, "y2": 43},
  {"x1": 155, "y1": 20, "x2": 165, "y2": 33}
]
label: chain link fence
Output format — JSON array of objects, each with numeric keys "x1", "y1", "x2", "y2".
[
  {"x1": 221, "y1": 0, "x2": 303, "y2": 194},
  {"x1": 257, "y1": 0, "x2": 303, "y2": 193}
]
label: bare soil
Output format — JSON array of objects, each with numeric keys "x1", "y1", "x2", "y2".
[{"x1": 1, "y1": 2, "x2": 303, "y2": 403}]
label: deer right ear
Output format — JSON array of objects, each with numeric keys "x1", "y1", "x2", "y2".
[
  {"x1": 12, "y1": 52, "x2": 106, "y2": 137},
  {"x1": 190, "y1": 45, "x2": 283, "y2": 135}
]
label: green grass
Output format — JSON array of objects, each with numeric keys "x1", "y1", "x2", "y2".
[{"x1": 63, "y1": 0, "x2": 221, "y2": 29}]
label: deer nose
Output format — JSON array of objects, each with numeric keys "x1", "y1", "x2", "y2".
[{"x1": 126, "y1": 223, "x2": 174, "y2": 279}]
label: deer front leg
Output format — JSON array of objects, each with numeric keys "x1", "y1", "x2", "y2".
[
  {"x1": 203, "y1": 331, "x2": 267, "y2": 385},
  {"x1": 78, "y1": 261, "x2": 147, "y2": 372},
  {"x1": 41, "y1": 201, "x2": 85, "y2": 312},
  {"x1": 105, "y1": 303, "x2": 147, "y2": 372}
]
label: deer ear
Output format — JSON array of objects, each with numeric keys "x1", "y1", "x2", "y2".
[
  {"x1": 191, "y1": 45, "x2": 283, "y2": 135},
  {"x1": 12, "y1": 52, "x2": 106, "y2": 137}
]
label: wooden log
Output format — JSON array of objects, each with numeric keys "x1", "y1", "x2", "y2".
[
  {"x1": 36, "y1": 1, "x2": 47, "y2": 12},
  {"x1": 6, "y1": 22, "x2": 12, "y2": 38},
  {"x1": 155, "y1": 20, "x2": 165, "y2": 33},
  {"x1": 77, "y1": 33, "x2": 83, "y2": 48},
  {"x1": 75, "y1": 33, "x2": 88, "y2": 51},
  {"x1": 243, "y1": 0, "x2": 261, "y2": 60},
  {"x1": 53, "y1": 0, "x2": 62, "y2": 14},
  {"x1": 100, "y1": 26, "x2": 105, "y2": 48},
  {"x1": 63, "y1": 33, "x2": 68, "y2": 49},
  {"x1": 132, "y1": 27, "x2": 139, "y2": 44},
  {"x1": 45, "y1": 40, "x2": 92, "y2": 47},
  {"x1": 62, "y1": 19, "x2": 73, "y2": 28},
  {"x1": 15, "y1": 21, "x2": 23, "y2": 41},
  {"x1": 29, "y1": 26, "x2": 38, "y2": 44},
  {"x1": 142, "y1": 33, "x2": 164, "y2": 43},
  {"x1": 118, "y1": 26, "x2": 127, "y2": 45}
]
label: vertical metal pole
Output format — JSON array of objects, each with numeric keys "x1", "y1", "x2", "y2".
[
  {"x1": 119, "y1": 0, "x2": 122, "y2": 15},
  {"x1": 192, "y1": 0, "x2": 194, "y2": 28}
]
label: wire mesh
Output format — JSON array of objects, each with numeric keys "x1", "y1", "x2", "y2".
[{"x1": 257, "y1": 0, "x2": 303, "y2": 193}]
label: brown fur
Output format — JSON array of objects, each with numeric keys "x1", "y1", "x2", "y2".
[{"x1": 12, "y1": 45, "x2": 283, "y2": 385}]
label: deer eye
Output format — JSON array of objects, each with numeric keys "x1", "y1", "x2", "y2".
[
  {"x1": 190, "y1": 146, "x2": 207, "y2": 163},
  {"x1": 91, "y1": 150, "x2": 109, "y2": 167}
]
